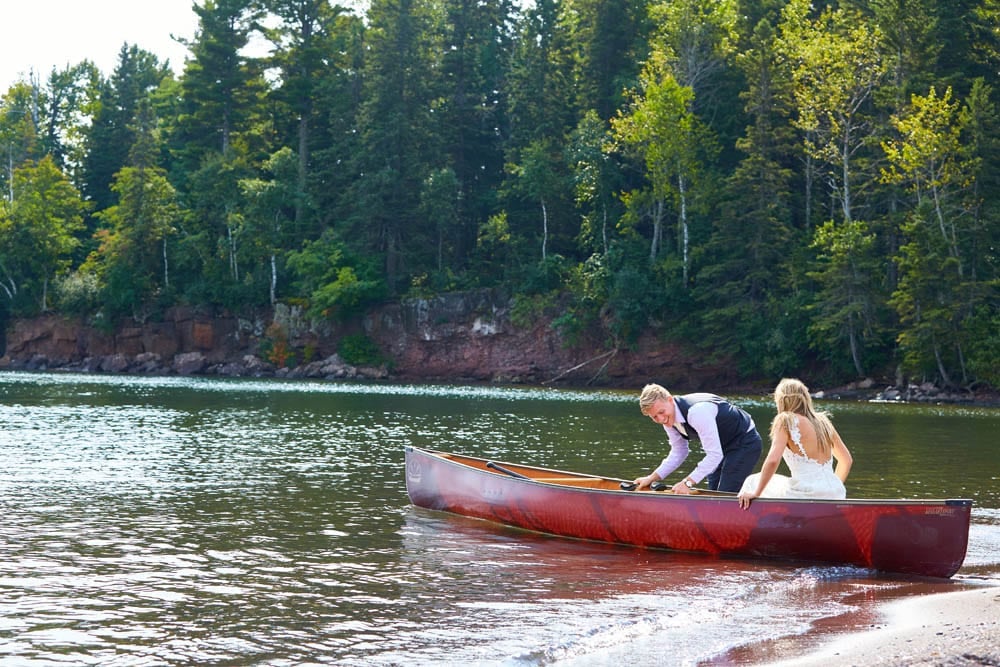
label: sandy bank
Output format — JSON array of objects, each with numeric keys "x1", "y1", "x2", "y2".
[{"x1": 769, "y1": 586, "x2": 1000, "y2": 666}]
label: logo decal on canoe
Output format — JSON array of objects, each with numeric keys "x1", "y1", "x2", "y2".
[
  {"x1": 406, "y1": 458, "x2": 422, "y2": 484},
  {"x1": 924, "y1": 507, "x2": 957, "y2": 515}
]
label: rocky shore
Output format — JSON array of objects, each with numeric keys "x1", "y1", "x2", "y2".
[
  {"x1": 0, "y1": 293, "x2": 746, "y2": 390},
  {"x1": 7, "y1": 348, "x2": 995, "y2": 406},
  {"x1": 1, "y1": 347, "x2": 390, "y2": 381},
  {"x1": 1, "y1": 293, "x2": 996, "y2": 406},
  {"x1": 814, "y1": 378, "x2": 1000, "y2": 408}
]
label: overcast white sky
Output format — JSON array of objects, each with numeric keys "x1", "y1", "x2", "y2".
[{"x1": 2, "y1": 1, "x2": 199, "y2": 91}]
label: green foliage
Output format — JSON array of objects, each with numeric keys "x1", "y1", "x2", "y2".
[
  {"x1": 53, "y1": 271, "x2": 101, "y2": 316},
  {"x1": 882, "y1": 84, "x2": 993, "y2": 388},
  {"x1": 80, "y1": 45, "x2": 172, "y2": 216},
  {"x1": 337, "y1": 334, "x2": 385, "y2": 367},
  {"x1": 2, "y1": 0, "x2": 998, "y2": 392},
  {"x1": 553, "y1": 253, "x2": 608, "y2": 345},
  {"x1": 474, "y1": 212, "x2": 519, "y2": 287},
  {"x1": 520, "y1": 254, "x2": 572, "y2": 295},
  {"x1": 92, "y1": 167, "x2": 179, "y2": 319},
  {"x1": 964, "y1": 305, "x2": 1000, "y2": 388},
  {"x1": 807, "y1": 220, "x2": 892, "y2": 379},
  {"x1": 567, "y1": 111, "x2": 622, "y2": 255},
  {"x1": 509, "y1": 292, "x2": 559, "y2": 330},
  {"x1": 603, "y1": 262, "x2": 658, "y2": 345},
  {"x1": 286, "y1": 230, "x2": 386, "y2": 320},
  {"x1": 310, "y1": 266, "x2": 380, "y2": 317},
  {"x1": 0, "y1": 156, "x2": 87, "y2": 315}
]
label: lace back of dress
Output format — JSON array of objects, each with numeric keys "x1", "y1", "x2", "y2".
[{"x1": 788, "y1": 417, "x2": 809, "y2": 458}]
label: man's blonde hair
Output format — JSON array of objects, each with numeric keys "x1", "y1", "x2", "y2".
[{"x1": 639, "y1": 383, "x2": 671, "y2": 415}]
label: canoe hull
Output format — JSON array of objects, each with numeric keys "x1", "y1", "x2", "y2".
[{"x1": 404, "y1": 446, "x2": 972, "y2": 578}]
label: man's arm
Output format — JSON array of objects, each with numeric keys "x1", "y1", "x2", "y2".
[{"x1": 654, "y1": 426, "x2": 690, "y2": 479}]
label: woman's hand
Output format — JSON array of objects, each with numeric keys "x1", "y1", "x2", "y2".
[{"x1": 738, "y1": 491, "x2": 757, "y2": 510}]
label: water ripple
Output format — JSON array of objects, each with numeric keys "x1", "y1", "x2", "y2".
[{"x1": 1, "y1": 372, "x2": 997, "y2": 666}]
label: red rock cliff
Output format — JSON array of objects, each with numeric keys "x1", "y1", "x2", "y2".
[{"x1": 0, "y1": 291, "x2": 741, "y2": 389}]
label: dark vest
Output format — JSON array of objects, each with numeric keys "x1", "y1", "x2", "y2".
[{"x1": 672, "y1": 393, "x2": 754, "y2": 452}]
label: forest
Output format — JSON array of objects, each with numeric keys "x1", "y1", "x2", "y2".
[{"x1": 0, "y1": 0, "x2": 997, "y2": 390}]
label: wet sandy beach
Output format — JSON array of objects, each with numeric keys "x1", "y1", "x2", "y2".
[{"x1": 753, "y1": 586, "x2": 1000, "y2": 666}]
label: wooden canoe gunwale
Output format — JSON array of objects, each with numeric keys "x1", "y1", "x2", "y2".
[
  {"x1": 415, "y1": 446, "x2": 972, "y2": 507},
  {"x1": 404, "y1": 446, "x2": 973, "y2": 578}
]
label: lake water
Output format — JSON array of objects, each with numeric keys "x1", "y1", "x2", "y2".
[{"x1": 1, "y1": 371, "x2": 997, "y2": 666}]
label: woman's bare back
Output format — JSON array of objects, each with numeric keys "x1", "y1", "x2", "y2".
[{"x1": 782, "y1": 413, "x2": 833, "y2": 465}]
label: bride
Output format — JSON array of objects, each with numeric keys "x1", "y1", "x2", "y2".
[{"x1": 738, "y1": 378, "x2": 853, "y2": 509}]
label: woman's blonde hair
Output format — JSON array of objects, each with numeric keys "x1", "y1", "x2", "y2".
[{"x1": 770, "y1": 378, "x2": 837, "y2": 456}]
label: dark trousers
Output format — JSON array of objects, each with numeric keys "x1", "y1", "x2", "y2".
[{"x1": 704, "y1": 428, "x2": 763, "y2": 492}]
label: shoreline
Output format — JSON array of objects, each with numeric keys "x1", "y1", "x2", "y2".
[
  {"x1": 748, "y1": 586, "x2": 1000, "y2": 666},
  {"x1": 2, "y1": 365, "x2": 999, "y2": 409}
]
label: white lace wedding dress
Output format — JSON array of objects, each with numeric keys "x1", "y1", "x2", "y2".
[{"x1": 739, "y1": 418, "x2": 846, "y2": 499}]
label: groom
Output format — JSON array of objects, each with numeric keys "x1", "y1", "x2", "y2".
[{"x1": 633, "y1": 383, "x2": 762, "y2": 494}]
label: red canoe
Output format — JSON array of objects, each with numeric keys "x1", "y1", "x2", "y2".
[{"x1": 404, "y1": 446, "x2": 972, "y2": 578}]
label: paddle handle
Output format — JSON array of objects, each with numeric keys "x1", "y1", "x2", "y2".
[{"x1": 486, "y1": 461, "x2": 531, "y2": 480}]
